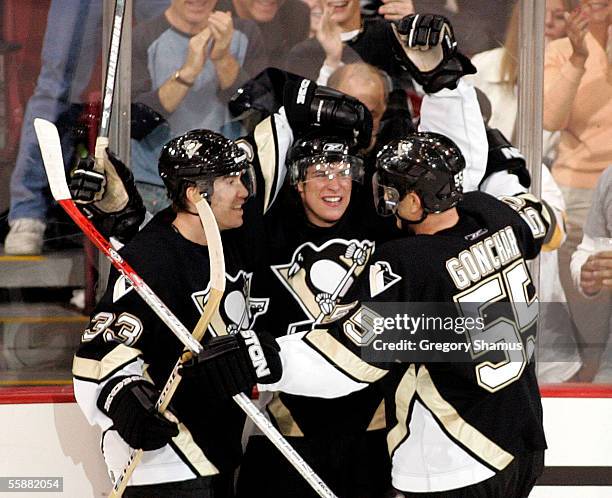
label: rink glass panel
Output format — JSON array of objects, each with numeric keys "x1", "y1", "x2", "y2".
[{"x1": 1, "y1": 0, "x2": 611, "y2": 391}]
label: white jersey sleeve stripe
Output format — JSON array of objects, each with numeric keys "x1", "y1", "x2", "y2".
[
  {"x1": 260, "y1": 332, "x2": 371, "y2": 398},
  {"x1": 419, "y1": 79, "x2": 487, "y2": 193}
]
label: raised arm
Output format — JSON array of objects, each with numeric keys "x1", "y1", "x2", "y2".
[
  {"x1": 543, "y1": 11, "x2": 589, "y2": 131},
  {"x1": 391, "y1": 14, "x2": 487, "y2": 192}
]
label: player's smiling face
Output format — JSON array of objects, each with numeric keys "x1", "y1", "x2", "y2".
[
  {"x1": 298, "y1": 162, "x2": 352, "y2": 227},
  {"x1": 211, "y1": 174, "x2": 249, "y2": 230}
]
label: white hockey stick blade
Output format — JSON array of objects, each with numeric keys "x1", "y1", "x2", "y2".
[{"x1": 34, "y1": 118, "x2": 71, "y2": 201}]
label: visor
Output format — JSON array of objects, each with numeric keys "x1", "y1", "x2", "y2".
[
  {"x1": 372, "y1": 171, "x2": 401, "y2": 216},
  {"x1": 195, "y1": 164, "x2": 257, "y2": 200},
  {"x1": 290, "y1": 154, "x2": 364, "y2": 185}
]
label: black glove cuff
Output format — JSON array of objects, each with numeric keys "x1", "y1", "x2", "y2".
[
  {"x1": 130, "y1": 102, "x2": 166, "y2": 141},
  {"x1": 420, "y1": 52, "x2": 476, "y2": 93},
  {"x1": 179, "y1": 335, "x2": 258, "y2": 400},
  {"x1": 484, "y1": 128, "x2": 531, "y2": 189},
  {"x1": 283, "y1": 78, "x2": 318, "y2": 131},
  {"x1": 98, "y1": 375, "x2": 148, "y2": 416}
]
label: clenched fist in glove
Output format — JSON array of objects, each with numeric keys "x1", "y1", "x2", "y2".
[
  {"x1": 98, "y1": 376, "x2": 179, "y2": 451},
  {"x1": 391, "y1": 14, "x2": 476, "y2": 93},
  {"x1": 70, "y1": 149, "x2": 145, "y2": 243},
  {"x1": 180, "y1": 330, "x2": 282, "y2": 400},
  {"x1": 283, "y1": 78, "x2": 373, "y2": 150}
]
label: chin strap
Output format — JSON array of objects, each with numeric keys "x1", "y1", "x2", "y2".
[{"x1": 397, "y1": 211, "x2": 428, "y2": 231}]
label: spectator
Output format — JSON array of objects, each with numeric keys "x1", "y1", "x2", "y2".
[
  {"x1": 571, "y1": 166, "x2": 612, "y2": 382},
  {"x1": 130, "y1": 0, "x2": 267, "y2": 213},
  {"x1": 3, "y1": 0, "x2": 169, "y2": 255},
  {"x1": 217, "y1": 0, "x2": 311, "y2": 66},
  {"x1": 328, "y1": 63, "x2": 389, "y2": 152},
  {"x1": 285, "y1": 0, "x2": 415, "y2": 85},
  {"x1": 469, "y1": 0, "x2": 581, "y2": 383},
  {"x1": 544, "y1": 0, "x2": 612, "y2": 380},
  {"x1": 470, "y1": 0, "x2": 571, "y2": 162},
  {"x1": 301, "y1": 0, "x2": 323, "y2": 38}
]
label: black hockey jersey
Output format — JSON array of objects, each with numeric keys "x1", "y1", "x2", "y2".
[
  {"x1": 265, "y1": 191, "x2": 553, "y2": 492},
  {"x1": 72, "y1": 111, "x2": 290, "y2": 486},
  {"x1": 254, "y1": 188, "x2": 397, "y2": 438},
  {"x1": 253, "y1": 79, "x2": 488, "y2": 439}
]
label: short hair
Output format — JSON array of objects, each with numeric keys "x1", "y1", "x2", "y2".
[{"x1": 327, "y1": 62, "x2": 390, "y2": 102}]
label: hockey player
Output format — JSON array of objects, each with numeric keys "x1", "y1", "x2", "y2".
[
  {"x1": 237, "y1": 132, "x2": 394, "y2": 498},
  {"x1": 202, "y1": 131, "x2": 560, "y2": 496},
  {"x1": 72, "y1": 14, "x2": 487, "y2": 496},
  {"x1": 72, "y1": 130, "x2": 278, "y2": 497},
  {"x1": 71, "y1": 74, "x2": 376, "y2": 496},
  {"x1": 236, "y1": 14, "x2": 487, "y2": 498}
]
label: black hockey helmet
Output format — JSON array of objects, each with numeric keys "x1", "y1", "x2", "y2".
[
  {"x1": 159, "y1": 129, "x2": 256, "y2": 205},
  {"x1": 373, "y1": 132, "x2": 464, "y2": 218},
  {"x1": 287, "y1": 134, "x2": 364, "y2": 185}
]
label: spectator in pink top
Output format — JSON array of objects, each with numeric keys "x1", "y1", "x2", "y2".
[{"x1": 543, "y1": 0, "x2": 612, "y2": 381}]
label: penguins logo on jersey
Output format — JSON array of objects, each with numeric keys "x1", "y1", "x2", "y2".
[
  {"x1": 192, "y1": 271, "x2": 269, "y2": 336},
  {"x1": 369, "y1": 261, "x2": 401, "y2": 298},
  {"x1": 271, "y1": 238, "x2": 374, "y2": 334},
  {"x1": 112, "y1": 275, "x2": 134, "y2": 302}
]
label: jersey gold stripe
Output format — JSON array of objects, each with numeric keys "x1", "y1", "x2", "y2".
[
  {"x1": 306, "y1": 329, "x2": 388, "y2": 383},
  {"x1": 417, "y1": 366, "x2": 514, "y2": 471},
  {"x1": 254, "y1": 116, "x2": 277, "y2": 214},
  {"x1": 267, "y1": 394, "x2": 305, "y2": 437},
  {"x1": 367, "y1": 399, "x2": 387, "y2": 432},
  {"x1": 387, "y1": 365, "x2": 417, "y2": 454},
  {"x1": 172, "y1": 422, "x2": 219, "y2": 477},
  {"x1": 543, "y1": 222, "x2": 564, "y2": 252},
  {"x1": 72, "y1": 345, "x2": 142, "y2": 381}
]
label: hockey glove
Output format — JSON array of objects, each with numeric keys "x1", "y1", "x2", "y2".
[
  {"x1": 391, "y1": 14, "x2": 476, "y2": 93},
  {"x1": 180, "y1": 331, "x2": 282, "y2": 400},
  {"x1": 70, "y1": 149, "x2": 146, "y2": 243},
  {"x1": 229, "y1": 67, "x2": 292, "y2": 117},
  {"x1": 283, "y1": 78, "x2": 373, "y2": 150},
  {"x1": 131, "y1": 102, "x2": 166, "y2": 141},
  {"x1": 98, "y1": 376, "x2": 179, "y2": 451}
]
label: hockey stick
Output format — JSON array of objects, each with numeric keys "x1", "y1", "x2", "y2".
[
  {"x1": 107, "y1": 196, "x2": 226, "y2": 498},
  {"x1": 35, "y1": 119, "x2": 201, "y2": 352},
  {"x1": 94, "y1": 0, "x2": 126, "y2": 177},
  {"x1": 35, "y1": 118, "x2": 338, "y2": 498}
]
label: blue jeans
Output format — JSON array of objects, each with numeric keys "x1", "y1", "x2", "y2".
[{"x1": 8, "y1": 0, "x2": 169, "y2": 222}]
